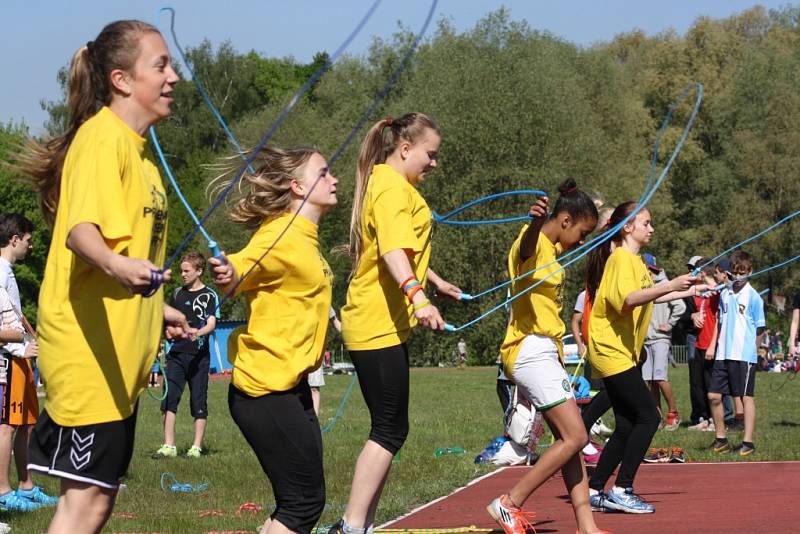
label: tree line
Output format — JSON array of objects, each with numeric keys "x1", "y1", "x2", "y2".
[{"x1": 1, "y1": 5, "x2": 798, "y2": 365}]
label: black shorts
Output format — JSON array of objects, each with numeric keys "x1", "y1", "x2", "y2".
[
  {"x1": 228, "y1": 382, "x2": 325, "y2": 534},
  {"x1": 161, "y1": 350, "x2": 210, "y2": 418},
  {"x1": 27, "y1": 406, "x2": 138, "y2": 489},
  {"x1": 709, "y1": 360, "x2": 756, "y2": 397}
]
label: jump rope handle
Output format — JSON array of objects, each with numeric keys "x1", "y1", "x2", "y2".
[
  {"x1": 208, "y1": 240, "x2": 222, "y2": 259},
  {"x1": 143, "y1": 269, "x2": 166, "y2": 298},
  {"x1": 444, "y1": 324, "x2": 456, "y2": 332}
]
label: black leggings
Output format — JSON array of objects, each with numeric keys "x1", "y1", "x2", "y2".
[
  {"x1": 589, "y1": 366, "x2": 660, "y2": 491},
  {"x1": 581, "y1": 389, "x2": 612, "y2": 433},
  {"x1": 349, "y1": 344, "x2": 410, "y2": 455},
  {"x1": 228, "y1": 382, "x2": 325, "y2": 534}
]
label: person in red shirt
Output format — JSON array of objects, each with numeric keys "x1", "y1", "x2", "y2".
[{"x1": 686, "y1": 261, "x2": 718, "y2": 431}]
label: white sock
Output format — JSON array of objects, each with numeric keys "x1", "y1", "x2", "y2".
[
  {"x1": 588, "y1": 488, "x2": 599, "y2": 496},
  {"x1": 611, "y1": 486, "x2": 626, "y2": 495},
  {"x1": 342, "y1": 519, "x2": 366, "y2": 534},
  {"x1": 582, "y1": 443, "x2": 598, "y2": 455}
]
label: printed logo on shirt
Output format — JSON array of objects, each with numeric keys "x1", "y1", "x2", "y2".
[{"x1": 144, "y1": 185, "x2": 168, "y2": 257}]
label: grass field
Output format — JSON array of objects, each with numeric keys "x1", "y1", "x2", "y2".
[{"x1": 9, "y1": 365, "x2": 800, "y2": 532}]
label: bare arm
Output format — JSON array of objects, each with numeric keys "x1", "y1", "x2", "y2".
[
  {"x1": 383, "y1": 249, "x2": 444, "y2": 330},
  {"x1": 195, "y1": 315, "x2": 217, "y2": 337},
  {"x1": 0, "y1": 329, "x2": 23, "y2": 344},
  {"x1": 67, "y1": 222, "x2": 169, "y2": 294},
  {"x1": 519, "y1": 197, "x2": 548, "y2": 263},
  {"x1": 163, "y1": 304, "x2": 195, "y2": 341},
  {"x1": 426, "y1": 268, "x2": 462, "y2": 299},
  {"x1": 571, "y1": 311, "x2": 585, "y2": 356},
  {"x1": 790, "y1": 309, "x2": 799, "y2": 357},
  {"x1": 706, "y1": 319, "x2": 719, "y2": 359},
  {"x1": 624, "y1": 273, "x2": 696, "y2": 310}
]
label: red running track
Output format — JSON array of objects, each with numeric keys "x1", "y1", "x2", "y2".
[{"x1": 382, "y1": 462, "x2": 800, "y2": 534}]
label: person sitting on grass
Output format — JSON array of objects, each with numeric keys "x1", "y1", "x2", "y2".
[
  {"x1": 153, "y1": 252, "x2": 218, "y2": 459},
  {"x1": 707, "y1": 250, "x2": 765, "y2": 457}
]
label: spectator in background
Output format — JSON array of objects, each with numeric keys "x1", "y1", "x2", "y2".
[
  {"x1": 641, "y1": 254, "x2": 685, "y2": 431},
  {"x1": 688, "y1": 260, "x2": 719, "y2": 431}
]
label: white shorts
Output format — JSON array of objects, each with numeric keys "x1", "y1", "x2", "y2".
[
  {"x1": 512, "y1": 334, "x2": 573, "y2": 411},
  {"x1": 641, "y1": 341, "x2": 670, "y2": 381},
  {"x1": 308, "y1": 364, "x2": 325, "y2": 388}
]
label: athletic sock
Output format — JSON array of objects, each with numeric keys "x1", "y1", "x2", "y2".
[
  {"x1": 611, "y1": 486, "x2": 626, "y2": 495},
  {"x1": 582, "y1": 443, "x2": 598, "y2": 455},
  {"x1": 342, "y1": 519, "x2": 367, "y2": 534},
  {"x1": 742, "y1": 441, "x2": 754, "y2": 448},
  {"x1": 588, "y1": 488, "x2": 599, "y2": 496}
]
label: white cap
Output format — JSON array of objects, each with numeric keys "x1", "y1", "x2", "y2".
[{"x1": 687, "y1": 255, "x2": 703, "y2": 268}]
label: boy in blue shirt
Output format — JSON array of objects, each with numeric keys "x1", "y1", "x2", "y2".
[{"x1": 707, "y1": 250, "x2": 765, "y2": 456}]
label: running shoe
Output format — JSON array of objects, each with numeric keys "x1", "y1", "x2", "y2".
[
  {"x1": 643, "y1": 447, "x2": 670, "y2": 463},
  {"x1": 688, "y1": 418, "x2": 713, "y2": 431},
  {"x1": 731, "y1": 443, "x2": 755, "y2": 457},
  {"x1": 186, "y1": 445, "x2": 202, "y2": 458},
  {"x1": 487, "y1": 494, "x2": 537, "y2": 534},
  {"x1": 589, "y1": 492, "x2": 608, "y2": 512},
  {"x1": 669, "y1": 447, "x2": 686, "y2": 463},
  {"x1": 0, "y1": 489, "x2": 42, "y2": 512},
  {"x1": 663, "y1": 411, "x2": 681, "y2": 431},
  {"x1": 709, "y1": 438, "x2": 731, "y2": 453},
  {"x1": 327, "y1": 520, "x2": 344, "y2": 534},
  {"x1": 0, "y1": 521, "x2": 9, "y2": 534},
  {"x1": 603, "y1": 488, "x2": 655, "y2": 514},
  {"x1": 591, "y1": 419, "x2": 613, "y2": 438},
  {"x1": 16, "y1": 485, "x2": 58, "y2": 506},
  {"x1": 151, "y1": 444, "x2": 177, "y2": 458}
]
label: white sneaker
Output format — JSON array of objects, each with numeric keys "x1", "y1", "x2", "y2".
[
  {"x1": 688, "y1": 418, "x2": 710, "y2": 431},
  {"x1": 0, "y1": 520, "x2": 10, "y2": 533},
  {"x1": 591, "y1": 419, "x2": 613, "y2": 437}
]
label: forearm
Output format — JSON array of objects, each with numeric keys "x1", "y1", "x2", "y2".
[
  {"x1": 654, "y1": 287, "x2": 696, "y2": 304},
  {"x1": 570, "y1": 315, "x2": 582, "y2": 343},
  {"x1": 790, "y1": 312, "x2": 799, "y2": 347},
  {"x1": 66, "y1": 223, "x2": 117, "y2": 276},
  {"x1": 426, "y1": 267, "x2": 443, "y2": 289},
  {"x1": 519, "y1": 220, "x2": 544, "y2": 263},
  {"x1": 624, "y1": 285, "x2": 676, "y2": 309},
  {"x1": 195, "y1": 316, "x2": 217, "y2": 337},
  {"x1": 383, "y1": 249, "x2": 426, "y2": 304},
  {"x1": 0, "y1": 329, "x2": 24, "y2": 343}
]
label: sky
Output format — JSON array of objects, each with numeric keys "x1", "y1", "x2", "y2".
[{"x1": 0, "y1": 1, "x2": 791, "y2": 134}]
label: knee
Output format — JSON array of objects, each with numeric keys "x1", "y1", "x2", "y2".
[
  {"x1": 370, "y1": 420, "x2": 409, "y2": 455},
  {"x1": 708, "y1": 393, "x2": 722, "y2": 404},
  {"x1": 275, "y1": 487, "x2": 326, "y2": 534},
  {"x1": 562, "y1": 426, "x2": 589, "y2": 454}
]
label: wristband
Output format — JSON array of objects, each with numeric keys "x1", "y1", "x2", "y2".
[
  {"x1": 399, "y1": 276, "x2": 417, "y2": 290},
  {"x1": 406, "y1": 286, "x2": 424, "y2": 302},
  {"x1": 402, "y1": 280, "x2": 421, "y2": 295},
  {"x1": 413, "y1": 299, "x2": 431, "y2": 311}
]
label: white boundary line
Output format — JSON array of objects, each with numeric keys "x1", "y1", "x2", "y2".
[
  {"x1": 381, "y1": 460, "x2": 800, "y2": 528},
  {"x1": 378, "y1": 467, "x2": 510, "y2": 528}
]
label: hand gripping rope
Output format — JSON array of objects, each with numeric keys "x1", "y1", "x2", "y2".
[
  {"x1": 141, "y1": 0, "x2": 384, "y2": 297},
  {"x1": 443, "y1": 82, "x2": 704, "y2": 332},
  {"x1": 701, "y1": 253, "x2": 800, "y2": 297}
]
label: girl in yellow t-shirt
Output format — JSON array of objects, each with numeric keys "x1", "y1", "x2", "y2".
[
  {"x1": 210, "y1": 147, "x2": 337, "y2": 534},
  {"x1": 17, "y1": 20, "x2": 192, "y2": 532},
  {"x1": 334, "y1": 113, "x2": 462, "y2": 534},
  {"x1": 488, "y1": 179, "x2": 611, "y2": 534},
  {"x1": 584, "y1": 202, "x2": 699, "y2": 514}
]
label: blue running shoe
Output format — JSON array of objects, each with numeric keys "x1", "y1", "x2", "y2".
[
  {"x1": 17, "y1": 485, "x2": 59, "y2": 506},
  {"x1": 0, "y1": 489, "x2": 42, "y2": 512},
  {"x1": 603, "y1": 487, "x2": 655, "y2": 514},
  {"x1": 589, "y1": 492, "x2": 607, "y2": 512}
]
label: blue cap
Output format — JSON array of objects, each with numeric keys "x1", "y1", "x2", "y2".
[
  {"x1": 717, "y1": 258, "x2": 732, "y2": 274},
  {"x1": 642, "y1": 252, "x2": 659, "y2": 271}
]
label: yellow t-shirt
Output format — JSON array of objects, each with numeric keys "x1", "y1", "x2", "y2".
[
  {"x1": 37, "y1": 107, "x2": 168, "y2": 426},
  {"x1": 588, "y1": 247, "x2": 654, "y2": 378},
  {"x1": 499, "y1": 228, "x2": 565, "y2": 376},
  {"x1": 227, "y1": 213, "x2": 333, "y2": 396},
  {"x1": 341, "y1": 164, "x2": 432, "y2": 350}
]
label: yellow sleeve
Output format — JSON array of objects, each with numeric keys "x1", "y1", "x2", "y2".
[
  {"x1": 65, "y1": 138, "x2": 132, "y2": 253},
  {"x1": 606, "y1": 253, "x2": 639, "y2": 314},
  {"x1": 374, "y1": 187, "x2": 419, "y2": 256},
  {"x1": 227, "y1": 226, "x2": 283, "y2": 295}
]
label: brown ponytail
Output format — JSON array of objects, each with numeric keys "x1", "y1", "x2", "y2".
[
  {"x1": 585, "y1": 201, "x2": 641, "y2": 301},
  {"x1": 347, "y1": 112, "x2": 440, "y2": 270},
  {"x1": 13, "y1": 20, "x2": 159, "y2": 226}
]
